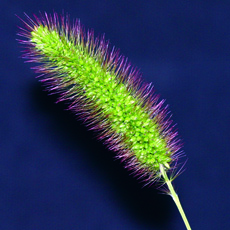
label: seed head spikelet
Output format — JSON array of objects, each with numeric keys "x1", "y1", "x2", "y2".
[{"x1": 17, "y1": 12, "x2": 191, "y2": 229}]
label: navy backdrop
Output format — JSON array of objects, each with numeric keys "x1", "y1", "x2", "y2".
[{"x1": 1, "y1": 1, "x2": 229, "y2": 229}]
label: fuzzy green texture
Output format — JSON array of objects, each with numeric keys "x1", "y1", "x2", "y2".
[{"x1": 31, "y1": 25, "x2": 172, "y2": 172}]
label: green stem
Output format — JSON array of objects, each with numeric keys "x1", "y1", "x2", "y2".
[{"x1": 160, "y1": 164, "x2": 191, "y2": 230}]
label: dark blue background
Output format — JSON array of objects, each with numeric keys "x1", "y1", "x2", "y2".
[{"x1": 1, "y1": 1, "x2": 229, "y2": 229}]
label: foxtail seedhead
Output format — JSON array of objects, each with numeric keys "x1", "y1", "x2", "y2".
[{"x1": 17, "y1": 12, "x2": 184, "y2": 187}]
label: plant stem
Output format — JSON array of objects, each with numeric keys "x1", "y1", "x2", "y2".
[{"x1": 160, "y1": 164, "x2": 191, "y2": 230}]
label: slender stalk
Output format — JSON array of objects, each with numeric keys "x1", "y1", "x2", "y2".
[{"x1": 160, "y1": 164, "x2": 191, "y2": 230}]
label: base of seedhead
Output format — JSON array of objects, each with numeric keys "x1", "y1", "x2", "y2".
[{"x1": 160, "y1": 165, "x2": 191, "y2": 230}]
